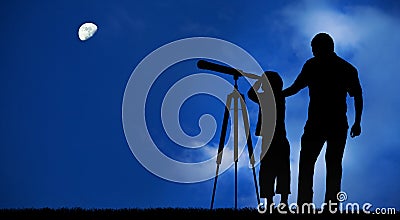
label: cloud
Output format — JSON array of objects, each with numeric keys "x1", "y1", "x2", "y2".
[
  {"x1": 280, "y1": 0, "x2": 400, "y2": 154},
  {"x1": 277, "y1": 0, "x2": 400, "y2": 209},
  {"x1": 218, "y1": 116, "x2": 266, "y2": 171},
  {"x1": 176, "y1": 114, "x2": 265, "y2": 182}
]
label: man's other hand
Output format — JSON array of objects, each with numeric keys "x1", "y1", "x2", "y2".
[{"x1": 350, "y1": 123, "x2": 361, "y2": 138}]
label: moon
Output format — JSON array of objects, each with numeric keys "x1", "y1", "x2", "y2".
[{"x1": 78, "y1": 22, "x2": 98, "y2": 41}]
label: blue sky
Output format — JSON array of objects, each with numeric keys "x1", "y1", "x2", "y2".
[{"x1": 1, "y1": 0, "x2": 399, "y2": 210}]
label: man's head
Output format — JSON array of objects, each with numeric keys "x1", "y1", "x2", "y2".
[{"x1": 311, "y1": 32, "x2": 334, "y2": 57}]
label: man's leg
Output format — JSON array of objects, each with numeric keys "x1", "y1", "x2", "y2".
[
  {"x1": 297, "y1": 130, "x2": 326, "y2": 206},
  {"x1": 324, "y1": 129, "x2": 348, "y2": 210}
]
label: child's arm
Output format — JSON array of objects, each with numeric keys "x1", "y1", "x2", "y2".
[{"x1": 247, "y1": 80, "x2": 262, "y2": 104}]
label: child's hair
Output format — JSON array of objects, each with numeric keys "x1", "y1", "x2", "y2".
[{"x1": 261, "y1": 71, "x2": 283, "y2": 93}]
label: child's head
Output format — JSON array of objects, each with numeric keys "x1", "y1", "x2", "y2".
[{"x1": 260, "y1": 71, "x2": 283, "y2": 93}]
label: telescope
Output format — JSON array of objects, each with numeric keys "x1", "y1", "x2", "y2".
[
  {"x1": 197, "y1": 60, "x2": 260, "y2": 80},
  {"x1": 196, "y1": 59, "x2": 261, "y2": 209}
]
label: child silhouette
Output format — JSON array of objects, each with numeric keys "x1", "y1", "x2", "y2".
[{"x1": 247, "y1": 71, "x2": 291, "y2": 211}]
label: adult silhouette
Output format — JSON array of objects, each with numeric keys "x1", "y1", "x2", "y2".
[{"x1": 282, "y1": 33, "x2": 363, "y2": 212}]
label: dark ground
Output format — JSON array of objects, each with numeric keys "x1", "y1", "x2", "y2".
[{"x1": 0, "y1": 207, "x2": 398, "y2": 219}]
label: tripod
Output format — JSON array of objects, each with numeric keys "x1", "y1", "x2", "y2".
[{"x1": 210, "y1": 75, "x2": 260, "y2": 209}]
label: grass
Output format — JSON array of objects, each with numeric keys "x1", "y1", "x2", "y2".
[{"x1": 0, "y1": 207, "x2": 398, "y2": 219}]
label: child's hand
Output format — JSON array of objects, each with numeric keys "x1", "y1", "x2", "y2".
[{"x1": 253, "y1": 79, "x2": 262, "y2": 90}]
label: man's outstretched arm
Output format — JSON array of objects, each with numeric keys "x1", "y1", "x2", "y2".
[
  {"x1": 350, "y1": 94, "x2": 363, "y2": 138},
  {"x1": 282, "y1": 84, "x2": 303, "y2": 97},
  {"x1": 282, "y1": 75, "x2": 308, "y2": 97},
  {"x1": 282, "y1": 65, "x2": 308, "y2": 97}
]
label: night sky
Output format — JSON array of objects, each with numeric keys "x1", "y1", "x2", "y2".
[{"x1": 1, "y1": 0, "x2": 399, "y2": 211}]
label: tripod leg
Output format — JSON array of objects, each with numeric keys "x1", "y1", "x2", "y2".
[
  {"x1": 235, "y1": 160, "x2": 238, "y2": 210},
  {"x1": 239, "y1": 94, "x2": 261, "y2": 205},
  {"x1": 210, "y1": 94, "x2": 232, "y2": 210},
  {"x1": 233, "y1": 92, "x2": 239, "y2": 210},
  {"x1": 217, "y1": 94, "x2": 232, "y2": 165},
  {"x1": 210, "y1": 165, "x2": 220, "y2": 210}
]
